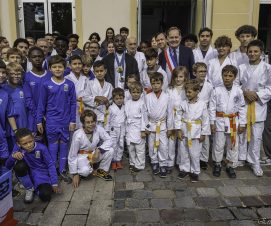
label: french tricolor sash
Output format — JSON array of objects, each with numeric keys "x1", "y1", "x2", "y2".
[{"x1": 164, "y1": 48, "x2": 178, "y2": 73}]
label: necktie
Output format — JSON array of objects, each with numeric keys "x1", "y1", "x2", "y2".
[{"x1": 173, "y1": 49, "x2": 178, "y2": 65}]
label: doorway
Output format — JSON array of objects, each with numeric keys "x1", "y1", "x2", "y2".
[
  {"x1": 18, "y1": 0, "x2": 76, "y2": 39},
  {"x1": 258, "y1": 3, "x2": 271, "y2": 52},
  {"x1": 139, "y1": 0, "x2": 197, "y2": 42}
]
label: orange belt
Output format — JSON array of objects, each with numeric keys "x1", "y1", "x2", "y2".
[
  {"x1": 79, "y1": 149, "x2": 94, "y2": 163},
  {"x1": 216, "y1": 111, "x2": 238, "y2": 147},
  {"x1": 78, "y1": 97, "x2": 84, "y2": 115}
]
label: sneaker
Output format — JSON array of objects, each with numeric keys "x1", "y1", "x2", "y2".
[
  {"x1": 261, "y1": 158, "x2": 271, "y2": 166},
  {"x1": 152, "y1": 163, "x2": 159, "y2": 175},
  {"x1": 60, "y1": 171, "x2": 72, "y2": 184},
  {"x1": 200, "y1": 160, "x2": 208, "y2": 170},
  {"x1": 131, "y1": 166, "x2": 141, "y2": 173},
  {"x1": 235, "y1": 160, "x2": 245, "y2": 168},
  {"x1": 252, "y1": 165, "x2": 263, "y2": 177},
  {"x1": 129, "y1": 165, "x2": 134, "y2": 170},
  {"x1": 177, "y1": 171, "x2": 189, "y2": 180},
  {"x1": 96, "y1": 169, "x2": 113, "y2": 181},
  {"x1": 190, "y1": 173, "x2": 199, "y2": 182},
  {"x1": 166, "y1": 166, "x2": 173, "y2": 174},
  {"x1": 111, "y1": 162, "x2": 117, "y2": 170},
  {"x1": 159, "y1": 167, "x2": 167, "y2": 178},
  {"x1": 213, "y1": 164, "x2": 222, "y2": 177},
  {"x1": 116, "y1": 161, "x2": 123, "y2": 169},
  {"x1": 226, "y1": 167, "x2": 236, "y2": 179},
  {"x1": 24, "y1": 188, "x2": 34, "y2": 203}
]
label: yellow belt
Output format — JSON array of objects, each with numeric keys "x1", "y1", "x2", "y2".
[
  {"x1": 79, "y1": 97, "x2": 84, "y2": 115},
  {"x1": 181, "y1": 119, "x2": 202, "y2": 148},
  {"x1": 247, "y1": 101, "x2": 256, "y2": 142},
  {"x1": 103, "y1": 109, "x2": 109, "y2": 127}
]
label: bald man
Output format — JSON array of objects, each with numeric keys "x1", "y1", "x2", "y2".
[{"x1": 126, "y1": 37, "x2": 147, "y2": 74}]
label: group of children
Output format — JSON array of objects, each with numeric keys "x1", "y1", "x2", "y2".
[{"x1": 0, "y1": 24, "x2": 270, "y2": 204}]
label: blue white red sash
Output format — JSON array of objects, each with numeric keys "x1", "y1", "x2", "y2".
[{"x1": 164, "y1": 48, "x2": 177, "y2": 73}]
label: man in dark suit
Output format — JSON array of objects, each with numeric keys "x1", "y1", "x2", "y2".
[
  {"x1": 102, "y1": 34, "x2": 139, "y2": 88},
  {"x1": 159, "y1": 27, "x2": 195, "y2": 81}
]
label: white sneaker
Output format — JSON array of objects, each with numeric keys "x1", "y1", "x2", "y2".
[
  {"x1": 261, "y1": 158, "x2": 271, "y2": 166},
  {"x1": 252, "y1": 165, "x2": 263, "y2": 177},
  {"x1": 233, "y1": 160, "x2": 245, "y2": 168},
  {"x1": 24, "y1": 188, "x2": 34, "y2": 203}
]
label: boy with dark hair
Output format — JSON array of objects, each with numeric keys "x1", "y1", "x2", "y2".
[
  {"x1": 120, "y1": 27, "x2": 129, "y2": 40},
  {"x1": 238, "y1": 39, "x2": 271, "y2": 176},
  {"x1": 67, "y1": 34, "x2": 83, "y2": 56},
  {"x1": 230, "y1": 25, "x2": 258, "y2": 65},
  {"x1": 5, "y1": 128, "x2": 60, "y2": 203},
  {"x1": 54, "y1": 36, "x2": 69, "y2": 60},
  {"x1": 68, "y1": 110, "x2": 113, "y2": 187},
  {"x1": 13, "y1": 38, "x2": 29, "y2": 71},
  {"x1": 209, "y1": 65, "x2": 246, "y2": 178},
  {"x1": 145, "y1": 72, "x2": 173, "y2": 177},
  {"x1": 181, "y1": 33, "x2": 198, "y2": 49},
  {"x1": 37, "y1": 55, "x2": 77, "y2": 183},
  {"x1": 0, "y1": 59, "x2": 7, "y2": 86}
]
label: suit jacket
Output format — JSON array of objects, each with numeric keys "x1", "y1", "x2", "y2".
[
  {"x1": 102, "y1": 53, "x2": 139, "y2": 88},
  {"x1": 159, "y1": 45, "x2": 195, "y2": 79}
]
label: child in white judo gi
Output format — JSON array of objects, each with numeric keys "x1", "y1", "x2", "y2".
[
  {"x1": 238, "y1": 40, "x2": 271, "y2": 176},
  {"x1": 193, "y1": 62, "x2": 213, "y2": 170},
  {"x1": 83, "y1": 60, "x2": 113, "y2": 127},
  {"x1": 125, "y1": 82, "x2": 147, "y2": 172},
  {"x1": 107, "y1": 88, "x2": 126, "y2": 170},
  {"x1": 175, "y1": 80, "x2": 210, "y2": 182},
  {"x1": 68, "y1": 110, "x2": 113, "y2": 188},
  {"x1": 209, "y1": 65, "x2": 246, "y2": 178},
  {"x1": 167, "y1": 66, "x2": 188, "y2": 173},
  {"x1": 145, "y1": 72, "x2": 173, "y2": 178},
  {"x1": 125, "y1": 74, "x2": 140, "y2": 103}
]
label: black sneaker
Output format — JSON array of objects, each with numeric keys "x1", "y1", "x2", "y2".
[
  {"x1": 226, "y1": 166, "x2": 236, "y2": 179},
  {"x1": 200, "y1": 160, "x2": 208, "y2": 170},
  {"x1": 190, "y1": 173, "x2": 199, "y2": 182},
  {"x1": 166, "y1": 166, "x2": 173, "y2": 174},
  {"x1": 213, "y1": 164, "x2": 222, "y2": 177},
  {"x1": 96, "y1": 169, "x2": 113, "y2": 181},
  {"x1": 60, "y1": 171, "x2": 72, "y2": 184},
  {"x1": 159, "y1": 167, "x2": 167, "y2": 178},
  {"x1": 177, "y1": 171, "x2": 189, "y2": 180},
  {"x1": 129, "y1": 165, "x2": 134, "y2": 170},
  {"x1": 131, "y1": 166, "x2": 141, "y2": 173},
  {"x1": 152, "y1": 163, "x2": 159, "y2": 175}
]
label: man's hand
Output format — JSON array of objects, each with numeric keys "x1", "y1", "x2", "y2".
[
  {"x1": 238, "y1": 126, "x2": 246, "y2": 134},
  {"x1": 167, "y1": 130, "x2": 173, "y2": 138},
  {"x1": 12, "y1": 152, "x2": 24, "y2": 160},
  {"x1": 52, "y1": 185, "x2": 61, "y2": 193},
  {"x1": 69, "y1": 123, "x2": 76, "y2": 132},
  {"x1": 199, "y1": 135, "x2": 205, "y2": 143},
  {"x1": 244, "y1": 90, "x2": 258, "y2": 103},
  {"x1": 141, "y1": 131, "x2": 146, "y2": 138},
  {"x1": 37, "y1": 124, "x2": 44, "y2": 135},
  {"x1": 177, "y1": 130, "x2": 183, "y2": 140},
  {"x1": 72, "y1": 174, "x2": 80, "y2": 188},
  {"x1": 145, "y1": 130, "x2": 150, "y2": 135},
  {"x1": 210, "y1": 124, "x2": 216, "y2": 134}
]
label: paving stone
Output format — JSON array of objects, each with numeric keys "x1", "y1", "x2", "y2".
[
  {"x1": 194, "y1": 197, "x2": 226, "y2": 208},
  {"x1": 114, "y1": 190, "x2": 133, "y2": 199},
  {"x1": 174, "y1": 197, "x2": 196, "y2": 208},
  {"x1": 243, "y1": 179, "x2": 262, "y2": 186},
  {"x1": 126, "y1": 182, "x2": 144, "y2": 190},
  {"x1": 135, "y1": 173, "x2": 153, "y2": 182},
  {"x1": 205, "y1": 222, "x2": 230, "y2": 226},
  {"x1": 230, "y1": 220, "x2": 257, "y2": 226},
  {"x1": 260, "y1": 195, "x2": 271, "y2": 205},
  {"x1": 196, "y1": 187, "x2": 219, "y2": 197},
  {"x1": 114, "y1": 200, "x2": 125, "y2": 210},
  {"x1": 14, "y1": 212, "x2": 30, "y2": 223},
  {"x1": 62, "y1": 215, "x2": 87, "y2": 226},
  {"x1": 86, "y1": 200, "x2": 112, "y2": 226},
  {"x1": 93, "y1": 179, "x2": 113, "y2": 200},
  {"x1": 183, "y1": 209, "x2": 210, "y2": 221},
  {"x1": 66, "y1": 201, "x2": 90, "y2": 214},
  {"x1": 186, "y1": 180, "x2": 207, "y2": 187},
  {"x1": 160, "y1": 209, "x2": 184, "y2": 223},
  {"x1": 75, "y1": 177, "x2": 96, "y2": 191},
  {"x1": 203, "y1": 180, "x2": 224, "y2": 188},
  {"x1": 165, "y1": 181, "x2": 187, "y2": 190},
  {"x1": 236, "y1": 171, "x2": 256, "y2": 179},
  {"x1": 132, "y1": 190, "x2": 153, "y2": 199},
  {"x1": 115, "y1": 174, "x2": 133, "y2": 183},
  {"x1": 175, "y1": 187, "x2": 197, "y2": 198},
  {"x1": 237, "y1": 186, "x2": 261, "y2": 196},
  {"x1": 222, "y1": 197, "x2": 244, "y2": 207},
  {"x1": 180, "y1": 223, "x2": 204, "y2": 226},
  {"x1": 240, "y1": 196, "x2": 265, "y2": 207},
  {"x1": 217, "y1": 186, "x2": 242, "y2": 197},
  {"x1": 114, "y1": 182, "x2": 126, "y2": 191},
  {"x1": 153, "y1": 175, "x2": 173, "y2": 182},
  {"x1": 26, "y1": 213, "x2": 43, "y2": 225},
  {"x1": 257, "y1": 207, "x2": 271, "y2": 219},
  {"x1": 229, "y1": 207, "x2": 258, "y2": 220},
  {"x1": 71, "y1": 190, "x2": 93, "y2": 202},
  {"x1": 39, "y1": 201, "x2": 69, "y2": 226},
  {"x1": 256, "y1": 186, "x2": 271, "y2": 195},
  {"x1": 222, "y1": 179, "x2": 246, "y2": 187},
  {"x1": 137, "y1": 209, "x2": 160, "y2": 222},
  {"x1": 208, "y1": 208, "x2": 235, "y2": 221},
  {"x1": 112, "y1": 210, "x2": 137, "y2": 223},
  {"x1": 125, "y1": 198, "x2": 149, "y2": 208},
  {"x1": 145, "y1": 181, "x2": 166, "y2": 190},
  {"x1": 52, "y1": 181, "x2": 74, "y2": 201},
  {"x1": 199, "y1": 172, "x2": 212, "y2": 180},
  {"x1": 153, "y1": 189, "x2": 175, "y2": 198},
  {"x1": 13, "y1": 199, "x2": 48, "y2": 213},
  {"x1": 151, "y1": 199, "x2": 173, "y2": 209}
]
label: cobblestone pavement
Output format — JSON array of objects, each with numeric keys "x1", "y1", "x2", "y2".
[{"x1": 13, "y1": 158, "x2": 271, "y2": 226}]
